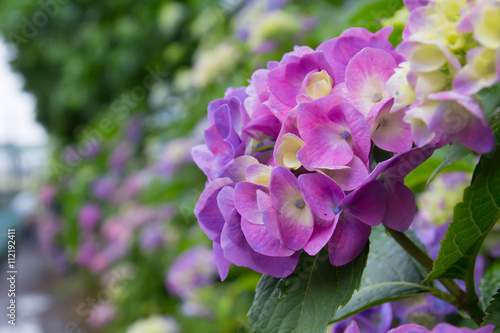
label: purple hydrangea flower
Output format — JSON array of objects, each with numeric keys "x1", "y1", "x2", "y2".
[
  {"x1": 126, "y1": 115, "x2": 143, "y2": 143},
  {"x1": 139, "y1": 223, "x2": 165, "y2": 251},
  {"x1": 166, "y1": 246, "x2": 218, "y2": 299},
  {"x1": 391, "y1": 0, "x2": 497, "y2": 154},
  {"x1": 332, "y1": 303, "x2": 393, "y2": 333},
  {"x1": 88, "y1": 301, "x2": 116, "y2": 329},
  {"x1": 191, "y1": 87, "x2": 250, "y2": 180},
  {"x1": 78, "y1": 203, "x2": 101, "y2": 231},
  {"x1": 92, "y1": 176, "x2": 117, "y2": 200},
  {"x1": 388, "y1": 323, "x2": 494, "y2": 333},
  {"x1": 108, "y1": 142, "x2": 132, "y2": 173},
  {"x1": 192, "y1": 26, "x2": 437, "y2": 279},
  {"x1": 77, "y1": 238, "x2": 99, "y2": 267}
]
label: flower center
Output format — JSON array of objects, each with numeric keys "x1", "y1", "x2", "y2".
[
  {"x1": 372, "y1": 92, "x2": 382, "y2": 102},
  {"x1": 294, "y1": 198, "x2": 305, "y2": 209},
  {"x1": 304, "y1": 70, "x2": 333, "y2": 100},
  {"x1": 333, "y1": 207, "x2": 341, "y2": 214},
  {"x1": 340, "y1": 130, "x2": 351, "y2": 140}
]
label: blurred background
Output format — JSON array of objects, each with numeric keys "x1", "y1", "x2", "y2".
[{"x1": 0, "y1": 0, "x2": 406, "y2": 332}]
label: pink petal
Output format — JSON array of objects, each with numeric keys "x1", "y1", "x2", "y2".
[
  {"x1": 256, "y1": 190, "x2": 282, "y2": 240},
  {"x1": 280, "y1": 208, "x2": 315, "y2": 251},
  {"x1": 303, "y1": 215, "x2": 339, "y2": 256},
  {"x1": 296, "y1": 94, "x2": 344, "y2": 140},
  {"x1": 213, "y1": 241, "x2": 230, "y2": 281},
  {"x1": 221, "y1": 210, "x2": 300, "y2": 278},
  {"x1": 298, "y1": 173, "x2": 345, "y2": 221},
  {"x1": 345, "y1": 48, "x2": 397, "y2": 116},
  {"x1": 370, "y1": 106, "x2": 413, "y2": 153},
  {"x1": 191, "y1": 144, "x2": 215, "y2": 179},
  {"x1": 221, "y1": 210, "x2": 259, "y2": 269},
  {"x1": 321, "y1": 155, "x2": 369, "y2": 191},
  {"x1": 340, "y1": 181, "x2": 386, "y2": 226},
  {"x1": 388, "y1": 324, "x2": 430, "y2": 333},
  {"x1": 341, "y1": 102, "x2": 371, "y2": 162},
  {"x1": 194, "y1": 178, "x2": 234, "y2": 241},
  {"x1": 382, "y1": 182, "x2": 416, "y2": 232},
  {"x1": 216, "y1": 186, "x2": 235, "y2": 222},
  {"x1": 304, "y1": 125, "x2": 353, "y2": 168},
  {"x1": 269, "y1": 166, "x2": 301, "y2": 212},
  {"x1": 344, "y1": 321, "x2": 361, "y2": 333},
  {"x1": 241, "y1": 219, "x2": 295, "y2": 257},
  {"x1": 328, "y1": 213, "x2": 371, "y2": 266},
  {"x1": 217, "y1": 156, "x2": 259, "y2": 182},
  {"x1": 233, "y1": 182, "x2": 268, "y2": 225}
]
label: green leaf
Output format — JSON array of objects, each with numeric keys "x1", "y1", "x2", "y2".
[
  {"x1": 480, "y1": 261, "x2": 500, "y2": 309},
  {"x1": 478, "y1": 83, "x2": 500, "y2": 115},
  {"x1": 427, "y1": 143, "x2": 471, "y2": 186},
  {"x1": 483, "y1": 289, "x2": 500, "y2": 332},
  {"x1": 426, "y1": 146, "x2": 500, "y2": 282},
  {"x1": 248, "y1": 246, "x2": 369, "y2": 333},
  {"x1": 331, "y1": 226, "x2": 432, "y2": 322}
]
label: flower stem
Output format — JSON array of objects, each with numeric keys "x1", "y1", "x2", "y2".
[{"x1": 384, "y1": 227, "x2": 486, "y2": 326}]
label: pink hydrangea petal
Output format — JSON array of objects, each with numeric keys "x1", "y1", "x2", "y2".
[
  {"x1": 270, "y1": 167, "x2": 314, "y2": 250},
  {"x1": 269, "y1": 166, "x2": 301, "y2": 212},
  {"x1": 264, "y1": 91, "x2": 293, "y2": 121},
  {"x1": 382, "y1": 182, "x2": 416, "y2": 232},
  {"x1": 317, "y1": 28, "x2": 394, "y2": 83},
  {"x1": 191, "y1": 144, "x2": 215, "y2": 179},
  {"x1": 298, "y1": 172, "x2": 345, "y2": 221},
  {"x1": 341, "y1": 102, "x2": 371, "y2": 162},
  {"x1": 388, "y1": 324, "x2": 430, "y2": 333},
  {"x1": 221, "y1": 210, "x2": 260, "y2": 270},
  {"x1": 345, "y1": 48, "x2": 397, "y2": 117},
  {"x1": 321, "y1": 155, "x2": 369, "y2": 191},
  {"x1": 217, "y1": 156, "x2": 259, "y2": 182},
  {"x1": 296, "y1": 94, "x2": 344, "y2": 140},
  {"x1": 213, "y1": 241, "x2": 230, "y2": 281},
  {"x1": 250, "y1": 69, "x2": 271, "y2": 102},
  {"x1": 256, "y1": 190, "x2": 282, "y2": 240},
  {"x1": 233, "y1": 182, "x2": 269, "y2": 225},
  {"x1": 241, "y1": 218, "x2": 295, "y2": 257},
  {"x1": 328, "y1": 213, "x2": 371, "y2": 266},
  {"x1": 370, "y1": 106, "x2": 413, "y2": 153},
  {"x1": 428, "y1": 92, "x2": 494, "y2": 154},
  {"x1": 216, "y1": 186, "x2": 235, "y2": 222},
  {"x1": 245, "y1": 114, "x2": 282, "y2": 139},
  {"x1": 303, "y1": 215, "x2": 340, "y2": 256},
  {"x1": 344, "y1": 321, "x2": 361, "y2": 333},
  {"x1": 340, "y1": 180, "x2": 387, "y2": 226},
  {"x1": 304, "y1": 125, "x2": 353, "y2": 168},
  {"x1": 194, "y1": 178, "x2": 234, "y2": 241},
  {"x1": 220, "y1": 210, "x2": 300, "y2": 278},
  {"x1": 204, "y1": 125, "x2": 231, "y2": 155},
  {"x1": 280, "y1": 206, "x2": 315, "y2": 251}
]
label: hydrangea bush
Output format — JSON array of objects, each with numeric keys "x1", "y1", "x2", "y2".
[{"x1": 192, "y1": 0, "x2": 500, "y2": 331}]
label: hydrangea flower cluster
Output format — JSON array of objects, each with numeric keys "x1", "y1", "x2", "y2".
[
  {"x1": 192, "y1": 26, "x2": 440, "y2": 279},
  {"x1": 342, "y1": 322, "x2": 494, "y2": 333},
  {"x1": 388, "y1": 0, "x2": 499, "y2": 153}
]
